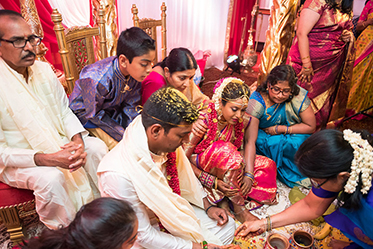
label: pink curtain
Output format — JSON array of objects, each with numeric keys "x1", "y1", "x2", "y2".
[
  {"x1": 89, "y1": 0, "x2": 94, "y2": 27},
  {"x1": 227, "y1": 0, "x2": 256, "y2": 57}
]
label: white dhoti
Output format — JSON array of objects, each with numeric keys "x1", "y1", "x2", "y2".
[
  {"x1": 0, "y1": 59, "x2": 108, "y2": 230},
  {"x1": 192, "y1": 205, "x2": 236, "y2": 246},
  {"x1": 0, "y1": 136, "x2": 107, "y2": 229}
]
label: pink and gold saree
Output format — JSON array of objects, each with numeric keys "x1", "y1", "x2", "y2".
[
  {"x1": 287, "y1": 0, "x2": 355, "y2": 128},
  {"x1": 185, "y1": 108, "x2": 277, "y2": 210}
]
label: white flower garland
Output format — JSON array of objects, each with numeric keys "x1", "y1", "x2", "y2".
[{"x1": 343, "y1": 129, "x2": 373, "y2": 194}]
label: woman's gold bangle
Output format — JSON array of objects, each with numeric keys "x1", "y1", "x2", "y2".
[{"x1": 266, "y1": 215, "x2": 272, "y2": 231}]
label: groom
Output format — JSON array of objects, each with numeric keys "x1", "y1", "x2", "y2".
[{"x1": 98, "y1": 87, "x2": 237, "y2": 248}]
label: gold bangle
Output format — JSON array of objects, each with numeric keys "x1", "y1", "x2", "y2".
[
  {"x1": 266, "y1": 215, "x2": 272, "y2": 231},
  {"x1": 302, "y1": 55, "x2": 310, "y2": 60},
  {"x1": 214, "y1": 178, "x2": 218, "y2": 190}
]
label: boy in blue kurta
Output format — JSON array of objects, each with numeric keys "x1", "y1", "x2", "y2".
[{"x1": 69, "y1": 27, "x2": 156, "y2": 149}]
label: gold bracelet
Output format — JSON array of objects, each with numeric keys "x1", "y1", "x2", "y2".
[
  {"x1": 301, "y1": 55, "x2": 310, "y2": 60},
  {"x1": 266, "y1": 215, "x2": 272, "y2": 231},
  {"x1": 214, "y1": 178, "x2": 218, "y2": 190}
]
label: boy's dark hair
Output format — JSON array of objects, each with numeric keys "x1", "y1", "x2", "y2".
[{"x1": 116, "y1": 27, "x2": 155, "y2": 63}]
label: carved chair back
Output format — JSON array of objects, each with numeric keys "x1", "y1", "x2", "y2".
[
  {"x1": 51, "y1": 8, "x2": 108, "y2": 94},
  {"x1": 131, "y1": 2, "x2": 167, "y2": 62}
]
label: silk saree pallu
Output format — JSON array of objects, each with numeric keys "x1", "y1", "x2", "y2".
[{"x1": 287, "y1": 0, "x2": 354, "y2": 127}]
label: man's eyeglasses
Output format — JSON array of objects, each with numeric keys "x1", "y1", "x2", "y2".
[
  {"x1": 310, "y1": 178, "x2": 329, "y2": 189},
  {"x1": 269, "y1": 84, "x2": 292, "y2": 96},
  {"x1": 0, "y1": 35, "x2": 42, "y2": 48}
]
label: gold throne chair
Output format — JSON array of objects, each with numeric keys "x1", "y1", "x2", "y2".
[
  {"x1": 131, "y1": 2, "x2": 167, "y2": 62},
  {"x1": 51, "y1": 7, "x2": 108, "y2": 94}
]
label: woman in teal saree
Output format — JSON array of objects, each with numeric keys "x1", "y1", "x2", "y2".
[{"x1": 245, "y1": 65, "x2": 316, "y2": 187}]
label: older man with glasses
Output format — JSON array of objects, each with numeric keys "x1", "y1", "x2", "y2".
[
  {"x1": 0, "y1": 35, "x2": 42, "y2": 48},
  {"x1": 0, "y1": 9, "x2": 108, "y2": 230}
]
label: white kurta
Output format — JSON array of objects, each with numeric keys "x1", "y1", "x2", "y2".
[
  {"x1": 0, "y1": 59, "x2": 108, "y2": 229},
  {"x1": 98, "y1": 116, "x2": 235, "y2": 249}
]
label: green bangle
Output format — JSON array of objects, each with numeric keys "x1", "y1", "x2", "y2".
[{"x1": 201, "y1": 240, "x2": 208, "y2": 249}]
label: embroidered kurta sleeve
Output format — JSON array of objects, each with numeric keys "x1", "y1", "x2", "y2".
[
  {"x1": 69, "y1": 57, "x2": 141, "y2": 142},
  {"x1": 70, "y1": 77, "x2": 127, "y2": 142},
  {"x1": 99, "y1": 171, "x2": 193, "y2": 249}
]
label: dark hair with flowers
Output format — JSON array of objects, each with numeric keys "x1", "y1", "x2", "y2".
[
  {"x1": 221, "y1": 81, "x2": 250, "y2": 106},
  {"x1": 142, "y1": 87, "x2": 198, "y2": 133},
  {"x1": 295, "y1": 129, "x2": 373, "y2": 210}
]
